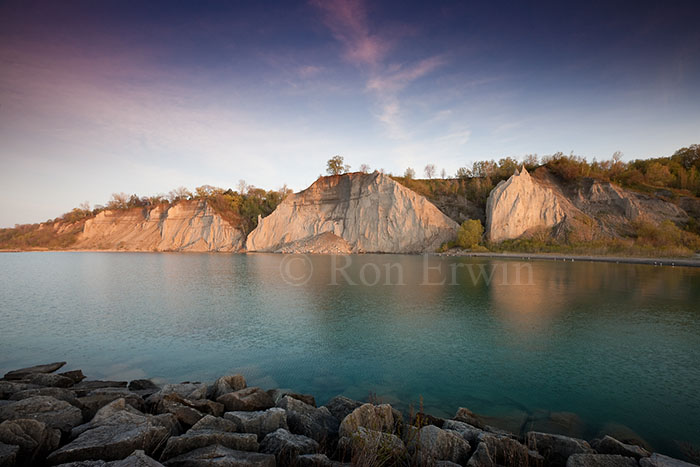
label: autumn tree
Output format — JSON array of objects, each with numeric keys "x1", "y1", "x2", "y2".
[
  {"x1": 326, "y1": 155, "x2": 350, "y2": 175},
  {"x1": 424, "y1": 164, "x2": 436, "y2": 179}
]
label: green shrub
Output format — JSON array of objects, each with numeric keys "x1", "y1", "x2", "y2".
[{"x1": 457, "y1": 219, "x2": 483, "y2": 249}]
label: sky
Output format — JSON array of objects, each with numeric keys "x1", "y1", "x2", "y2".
[{"x1": 1, "y1": 0, "x2": 699, "y2": 226}]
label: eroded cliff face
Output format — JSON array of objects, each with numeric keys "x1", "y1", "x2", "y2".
[
  {"x1": 246, "y1": 172, "x2": 458, "y2": 253},
  {"x1": 485, "y1": 167, "x2": 692, "y2": 242},
  {"x1": 485, "y1": 168, "x2": 568, "y2": 242},
  {"x1": 74, "y1": 200, "x2": 244, "y2": 252}
]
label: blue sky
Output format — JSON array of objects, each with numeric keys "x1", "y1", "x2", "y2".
[{"x1": 1, "y1": 0, "x2": 699, "y2": 226}]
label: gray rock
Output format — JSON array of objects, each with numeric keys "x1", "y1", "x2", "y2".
[
  {"x1": 155, "y1": 395, "x2": 205, "y2": 428},
  {"x1": 109, "y1": 450, "x2": 164, "y2": 466},
  {"x1": 72, "y1": 381, "x2": 128, "y2": 398},
  {"x1": 453, "y1": 407, "x2": 486, "y2": 429},
  {"x1": 415, "y1": 425, "x2": 470, "y2": 465},
  {"x1": 337, "y1": 427, "x2": 405, "y2": 464},
  {"x1": 190, "y1": 415, "x2": 238, "y2": 433},
  {"x1": 71, "y1": 398, "x2": 148, "y2": 437},
  {"x1": 128, "y1": 380, "x2": 160, "y2": 399},
  {"x1": 58, "y1": 370, "x2": 86, "y2": 385},
  {"x1": 0, "y1": 396, "x2": 83, "y2": 434},
  {"x1": 443, "y1": 419, "x2": 486, "y2": 446},
  {"x1": 527, "y1": 431, "x2": 594, "y2": 467},
  {"x1": 296, "y1": 453, "x2": 351, "y2": 467},
  {"x1": 468, "y1": 434, "x2": 544, "y2": 467},
  {"x1": 3, "y1": 362, "x2": 66, "y2": 380},
  {"x1": 163, "y1": 445, "x2": 274, "y2": 467},
  {"x1": 592, "y1": 435, "x2": 651, "y2": 460},
  {"x1": 338, "y1": 403, "x2": 394, "y2": 438},
  {"x1": 53, "y1": 461, "x2": 107, "y2": 466},
  {"x1": 209, "y1": 375, "x2": 247, "y2": 400},
  {"x1": 150, "y1": 383, "x2": 207, "y2": 404},
  {"x1": 268, "y1": 389, "x2": 316, "y2": 407},
  {"x1": 277, "y1": 396, "x2": 339, "y2": 444},
  {"x1": 640, "y1": 453, "x2": 699, "y2": 467},
  {"x1": 412, "y1": 411, "x2": 445, "y2": 428},
  {"x1": 224, "y1": 408, "x2": 288, "y2": 439},
  {"x1": 260, "y1": 428, "x2": 319, "y2": 464},
  {"x1": 0, "y1": 442, "x2": 18, "y2": 467},
  {"x1": 0, "y1": 382, "x2": 39, "y2": 400},
  {"x1": 9, "y1": 387, "x2": 81, "y2": 408},
  {"x1": 160, "y1": 430, "x2": 258, "y2": 461},
  {"x1": 323, "y1": 396, "x2": 362, "y2": 422},
  {"x1": 78, "y1": 388, "x2": 145, "y2": 420},
  {"x1": 217, "y1": 387, "x2": 274, "y2": 412},
  {"x1": 567, "y1": 453, "x2": 638, "y2": 467},
  {"x1": 46, "y1": 421, "x2": 169, "y2": 464},
  {"x1": 0, "y1": 418, "x2": 61, "y2": 464},
  {"x1": 26, "y1": 373, "x2": 75, "y2": 388}
]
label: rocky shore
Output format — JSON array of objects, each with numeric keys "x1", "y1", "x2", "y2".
[{"x1": 0, "y1": 362, "x2": 696, "y2": 467}]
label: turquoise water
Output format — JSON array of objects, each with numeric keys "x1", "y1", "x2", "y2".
[{"x1": 1, "y1": 252, "x2": 699, "y2": 457}]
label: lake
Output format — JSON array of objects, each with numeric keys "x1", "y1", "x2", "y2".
[{"x1": 1, "y1": 252, "x2": 699, "y2": 457}]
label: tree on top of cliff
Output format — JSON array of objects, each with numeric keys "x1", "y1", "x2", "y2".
[{"x1": 326, "y1": 155, "x2": 350, "y2": 175}]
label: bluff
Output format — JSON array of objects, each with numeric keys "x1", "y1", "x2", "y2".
[
  {"x1": 246, "y1": 172, "x2": 459, "y2": 253},
  {"x1": 485, "y1": 167, "x2": 692, "y2": 242},
  {"x1": 73, "y1": 200, "x2": 244, "y2": 252}
]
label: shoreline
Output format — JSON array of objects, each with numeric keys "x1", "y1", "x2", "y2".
[
  {"x1": 2, "y1": 248, "x2": 700, "y2": 268},
  {"x1": 1, "y1": 361, "x2": 697, "y2": 466}
]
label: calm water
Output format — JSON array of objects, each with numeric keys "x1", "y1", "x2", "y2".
[{"x1": 1, "y1": 252, "x2": 699, "y2": 457}]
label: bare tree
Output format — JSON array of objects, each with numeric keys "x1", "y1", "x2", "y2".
[
  {"x1": 168, "y1": 186, "x2": 191, "y2": 203},
  {"x1": 359, "y1": 163, "x2": 371, "y2": 173},
  {"x1": 107, "y1": 192, "x2": 129, "y2": 209},
  {"x1": 440, "y1": 168, "x2": 447, "y2": 179},
  {"x1": 424, "y1": 164, "x2": 436, "y2": 179},
  {"x1": 237, "y1": 179, "x2": 248, "y2": 195},
  {"x1": 404, "y1": 167, "x2": 416, "y2": 180},
  {"x1": 79, "y1": 201, "x2": 90, "y2": 212}
]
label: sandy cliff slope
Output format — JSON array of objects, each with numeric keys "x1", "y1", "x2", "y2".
[
  {"x1": 73, "y1": 200, "x2": 244, "y2": 252},
  {"x1": 246, "y1": 172, "x2": 459, "y2": 253}
]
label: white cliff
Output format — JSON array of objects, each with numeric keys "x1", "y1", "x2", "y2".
[
  {"x1": 485, "y1": 167, "x2": 567, "y2": 242},
  {"x1": 74, "y1": 200, "x2": 244, "y2": 252},
  {"x1": 246, "y1": 172, "x2": 459, "y2": 253}
]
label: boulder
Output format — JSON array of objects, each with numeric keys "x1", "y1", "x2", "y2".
[
  {"x1": 639, "y1": 453, "x2": 699, "y2": 467},
  {"x1": 337, "y1": 427, "x2": 405, "y2": 464},
  {"x1": 591, "y1": 435, "x2": 651, "y2": 460},
  {"x1": 78, "y1": 389, "x2": 145, "y2": 420},
  {"x1": 296, "y1": 453, "x2": 351, "y2": 467},
  {"x1": 338, "y1": 403, "x2": 394, "y2": 438},
  {"x1": 128, "y1": 380, "x2": 160, "y2": 398},
  {"x1": 25, "y1": 373, "x2": 75, "y2": 388},
  {"x1": 154, "y1": 395, "x2": 207, "y2": 428},
  {"x1": 3, "y1": 362, "x2": 66, "y2": 381},
  {"x1": 71, "y1": 398, "x2": 148, "y2": 437},
  {"x1": 277, "y1": 396, "x2": 339, "y2": 444},
  {"x1": 527, "y1": 431, "x2": 594, "y2": 467},
  {"x1": 190, "y1": 415, "x2": 238, "y2": 433},
  {"x1": 58, "y1": 370, "x2": 86, "y2": 385},
  {"x1": 268, "y1": 389, "x2": 316, "y2": 407},
  {"x1": 260, "y1": 429, "x2": 319, "y2": 465},
  {"x1": 216, "y1": 387, "x2": 274, "y2": 412},
  {"x1": 415, "y1": 425, "x2": 470, "y2": 465},
  {"x1": 163, "y1": 444, "x2": 274, "y2": 467},
  {"x1": 0, "y1": 418, "x2": 60, "y2": 464},
  {"x1": 0, "y1": 442, "x2": 18, "y2": 467},
  {"x1": 10, "y1": 387, "x2": 81, "y2": 408},
  {"x1": 160, "y1": 430, "x2": 258, "y2": 461},
  {"x1": 109, "y1": 449, "x2": 164, "y2": 466},
  {"x1": 0, "y1": 396, "x2": 83, "y2": 434},
  {"x1": 0, "y1": 382, "x2": 39, "y2": 400},
  {"x1": 453, "y1": 407, "x2": 486, "y2": 429},
  {"x1": 412, "y1": 411, "x2": 445, "y2": 428},
  {"x1": 224, "y1": 408, "x2": 288, "y2": 439},
  {"x1": 469, "y1": 434, "x2": 543, "y2": 467},
  {"x1": 72, "y1": 381, "x2": 128, "y2": 398},
  {"x1": 442, "y1": 419, "x2": 486, "y2": 446},
  {"x1": 146, "y1": 383, "x2": 207, "y2": 411},
  {"x1": 208, "y1": 375, "x2": 247, "y2": 400},
  {"x1": 46, "y1": 421, "x2": 169, "y2": 464},
  {"x1": 323, "y1": 396, "x2": 362, "y2": 422},
  {"x1": 567, "y1": 454, "x2": 638, "y2": 467},
  {"x1": 466, "y1": 442, "x2": 493, "y2": 467}
]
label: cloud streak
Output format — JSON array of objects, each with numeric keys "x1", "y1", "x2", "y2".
[{"x1": 310, "y1": 0, "x2": 446, "y2": 139}]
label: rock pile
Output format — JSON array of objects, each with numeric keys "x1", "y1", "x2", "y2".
[{"x1": 0, "y1": 361, "x2": 696, "y2": 466}]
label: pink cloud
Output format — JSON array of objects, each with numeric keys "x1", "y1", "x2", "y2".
[{"x1": 309, "y1": 0, "x2": 391, "y2": 67}]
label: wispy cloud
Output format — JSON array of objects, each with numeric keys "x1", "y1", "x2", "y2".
[{"x1": 310, "y1": 0, "x2": 446, "y2": 139}]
